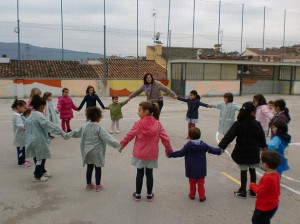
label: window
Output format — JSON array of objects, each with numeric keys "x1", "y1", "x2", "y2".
[
  {"x1": 279, "y1": 66, "x2": 292, "y2": 80},
  {"x1": 221, "y1": 64, "x2": 238, "y2": 80},
  {"x1": 204, "y1": 64, "x2": 221, "y2": 80},
  {"x1": 185, "y1": 63, "x2": 204, "y2": 80}
]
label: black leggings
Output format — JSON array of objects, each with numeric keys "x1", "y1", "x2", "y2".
[
  {"x1": 240, "y1": 168, "x2": 256, "y2": 192},
  {"x1": 86, "y1": 164, "x2": 102, "y2": 185},
  {"x1": 252, "y1": 206, "x2": 278, "y2": 224},
  {"x1": 136, "y1": 168, "x2": 153, "y2": 195}
]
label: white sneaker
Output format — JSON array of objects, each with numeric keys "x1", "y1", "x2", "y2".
[
  {"x1": 109, "y1": 130, "x2": 114, "y2": 134},
  {"x1": 33, "y1": 176, "x2": 48, "y2": 182},
  {"x1": 116, "y1": 130, "x2": 120, "y2": 134},
  {"x1": 43, "y1": 172, "x2": 52, "y2": 178}
]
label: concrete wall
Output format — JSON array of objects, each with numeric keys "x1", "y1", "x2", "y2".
[
  {"x1": 185, "y1": 80, "x2": 240, "y2": 96},
  {"x1": 242, "y1": 80, "x2": 277, "y2": 94},
  {"x1": 292, "y1": 81, "x2": 300, "y2": 95},
  {"x1": 0, "y1": 79, "x2": 170, "y2": 98}
]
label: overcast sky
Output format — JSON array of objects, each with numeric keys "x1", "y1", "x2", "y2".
[{"x1": 0, "y1": 0, "x2": 299, "y2": 56}]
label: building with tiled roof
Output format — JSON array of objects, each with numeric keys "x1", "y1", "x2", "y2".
[
  {"x1": 241, "y1": 48, "x2": 281, "y2": 62},
  {"x1": 0, "y1": 58, "x2": 167, "y2": 79}
]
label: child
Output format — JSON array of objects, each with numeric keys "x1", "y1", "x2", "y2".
[
  {"x1": 212, "y1": 92, "x2": 240, "y2": 143},
  {"x1": 64, "y1": 107, "x2": 121, "y2": 191},
  {"x1": 43, "y1": 92, "x2": 59, "y2": 138},
  {"x1": 25, "y1": 96, "x2": 65, "y2": 182},
  {"x1": 168, "y1": 127, "x2": 223, "y2": 202},
  {"x1": 269, "y1": 99, "x2": 291, "y2": 137},
  {"x1": 267, "y1": 120, "x2": 291, "y2": 176},
  {"x1": 78, "y1": 85, "x2": 105, "y2": 111},
  {"x1": 27, "y1": 88, "x2": 41, "y2": 109},
  {"x1": 120, "y1": 101, "x2": 172, "y2": 202},
  {"x1": 218, "y1": 102, "x2": 267, "y2": 198},
  {"x1": 253, "y1": 94, "x2": 274, "y2": 136},
  {"x1": 266, "y1": 100, "x2": 275, "y2": 137},
  {"x1": 105, "y1": 96, "x2": 129, "y2": 134},
  {"x1": 250, "y1": 151, "x2": 281, "y2": 224},
  {"x1": 11, "y1": 99, "x2": 31, "y2": 167},
  {"x1": 57, "y1": 88, "x2": 78, "y2": 132},
  {"x1": 175, "y1": 90, "x2": 209, "y2": 138}
]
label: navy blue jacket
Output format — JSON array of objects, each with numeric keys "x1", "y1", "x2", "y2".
[
  {"x1": 169, "y1": 140, "x2": 222, "y2": 179},
  {"x1": 177, "y1": 97, "x2": 208, "y2": 119},
  {"x1": 78, "y1": 94, "x2": 105, "y2": 110}
]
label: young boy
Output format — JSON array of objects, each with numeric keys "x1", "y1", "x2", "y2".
[
  {"x1": 250, "y1": 151, "x2": 281, "y2": 224},
  {"x1": 105, "y1": 96, "x2": 129, "y2": 134},
  {"x1": 168, "y1": 127, "x2": 223, "y2": 202}
]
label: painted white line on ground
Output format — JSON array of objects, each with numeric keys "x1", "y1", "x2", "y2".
[{"x1": 289, "y1": 142, "x2": 300, "y2": 147}]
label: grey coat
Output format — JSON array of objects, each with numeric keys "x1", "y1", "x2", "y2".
[
  {"x1": 213, "y1": 102, "x2": 240, "y2": 135},
  {"x1": 65, "y1": 122, "x2": 121, "y2": 167},
  {"x1": 129, "y1": 80, "x2": 176, "y2": 102},
  {"x1": 25, "y1": 111, "x2": 64, "y2": 160}
]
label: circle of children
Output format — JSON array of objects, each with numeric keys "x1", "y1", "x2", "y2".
[{"x1": 11, "y1": 81, "x2": 291, "y2": 224}]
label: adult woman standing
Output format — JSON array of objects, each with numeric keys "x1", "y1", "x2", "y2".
[{"x1": 128, "y1": 73, "x2": 177, "y2": 113}]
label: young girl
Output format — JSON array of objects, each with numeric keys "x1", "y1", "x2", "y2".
[
  {"x1": 27, "y1": 88, "x2": 41, "y2": 109},
  {"x1": 269, "y1": 99, "x2": 291, "y2": 137},
  {"x1": 57, "y1": 88, "x2": 78, "y2": 132},
  {"x1": 11, "y1": 99, "x2": 31, "y2": 167},
  {"x1": 25, "y1": 96, "x2": 65, "y2": 182},
  {"x1": 212, "y1": 92, "x2": 240, "y2": 143},
  {"x1": 43, "y1": 92, "x2": 59, "y2": 138},
  {"x1": 175, "y1": 90, "x2": 209, "y2": 138},
  {"x1": 250, "y1": 151, "x2": 281, "y2": 224},
  {"x1": 78, "y1": 85, "x2": 106, "y2": 111},
  {"x1": 253, "y1": 94, "x2": 274, "y2": 136},
  {"x1": 219, "y1": 102, "x2": 267, "y2": 198},
  {"x1": 168, "y1": 127, "x2": 223, "y2": 202},
  {"x1": 267, "y1": 120, "x2": 291, "y2": 176},
  {"x1": 105, "y1": 96, "x2": 129, "y2": 134},
  {"x1": 65, "y1": 107, "x2": 121, "y2": 192},
  {"x1": 120, "y1": 101, "x2": 172, "y2": 202}
]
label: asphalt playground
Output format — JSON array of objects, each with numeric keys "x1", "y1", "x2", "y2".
[{"x1": 0, "y1": 94, "x2": 299, "y2": 224}]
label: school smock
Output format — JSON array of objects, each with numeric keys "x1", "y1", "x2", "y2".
[
  {"x1": 267, "y1": 134, "x2": 291, "y2": 174},
  {"x1": 45, "y1": 101, "x2": 59, "y2": 125},
  {"x1": 65, "y1": 122, "x2": 121, "y2": 167},
  {"x1": 12, "y1": 112, "x2": 26, "y2": 147},
  {"x1": 106, "y1": 100, "x2": 128, "y2": 120},
  {"x1": 169, "y1": 139, "x2": 222, "y2": 179},
  {"x1": 256, "y1": 105, "x2": 274, "y2": 132},
  {"x1": 213, "y1": 102, "x2": 240, "y2": 135},
  {"x1": 250, "y1": 172, "x2": 280, "y2": 211},
  {"x1": 25, "y1": 111, "x2": 64, "y2": 160}
]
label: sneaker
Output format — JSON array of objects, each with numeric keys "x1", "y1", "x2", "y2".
[
  {"x1": 43, "y1": 172, "x2": 52, "y2": 178},
  {"x1": 132, "y1": 192, "x2": 141, "y2": 201},
  {"x1": 248, "y1": 190, "x2": 256, "y2": 198},
  {"x1": 146, "y1": 193, "x2": 154, "y2": 202},
  {"x1": 18, "y1": 161, "x2": 31, "y2": 167},
  {"x1": 234, "y1": 189, "x2": 247, "y2": 198},
  {"x1": 199, "y1": 197, "x2": 207, "y2": 202},
  {"x1": 189, "y1": 194, "x2": 195, "y2": 200},
  {"x1": 109, "y1": 130, "x2": 114, "y2": 134},
  {"x1": 67, "y1": 129, "x2": 72, "y2": 133},
  {"x1": 116, "y1": 130, "x2": 120, "y2": 134},
  {"x1": 95, "y1": 185, "x2": 104, "y2": 192},
  {"x1": 33, "y1": 176, "x2": 48, "y2": 182},
  {"x1": 85, "y1": 184, "x2": 95, "y2": 191}
]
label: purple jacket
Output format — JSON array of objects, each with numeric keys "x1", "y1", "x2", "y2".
[{"x1": 169, "y1": 140, "x2": 222, "y2": 179}]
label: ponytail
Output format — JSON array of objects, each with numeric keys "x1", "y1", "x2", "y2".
[
  {"x1": 284, "y1": 107, "x2": 291, "y2": 122},
  {"x1": 139, "y1": 101, "x2": 160, "y2": 120},
  {"x1": 237, "y1": 101, "x2": 256, "y2": 121}
]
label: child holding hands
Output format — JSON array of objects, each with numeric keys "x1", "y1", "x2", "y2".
[
  {"x1": 64, "y1": 107, "x2": 121, "y2": 192},
  {"x1": 120, "y1": 101, "x2": 172, "y2": 202},
  {"x1": 168, "y1": 127, "x2": 223, "y2": 202},
  {"x1": 250, "y1": 151, "x2": 281, "y2": 224}
]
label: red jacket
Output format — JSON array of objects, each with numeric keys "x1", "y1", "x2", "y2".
[
  {"x1": 120, "y1": 116, "x2": 172, "y2": 160},
  {"x1": 250, "y1": 172, "x2": 280, "y2": 211},
  {"x1": 57, "y1": 96, "x2": 78, "y2": 120}
]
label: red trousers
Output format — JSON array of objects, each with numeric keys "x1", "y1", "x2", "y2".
[
  {"x1": 189, "y1": 178, "x2": 205, "y2": 199},
  {"x1": 61, "y1": 119, "x2": 71, "y2": 131},
  {"x1": 188, "y1": 123, "x2": 195, "y2": 134}
]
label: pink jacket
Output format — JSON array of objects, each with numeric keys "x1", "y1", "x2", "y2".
[
  {"x1": 57, "y1": 96, "x2": 78, "y2": 120},
  {"x1": 256, "y1": 105, "x2": 274, "y2": 131},
  {"x1": 120, "y1": 116, "x2": 172, "y2": 160}
]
